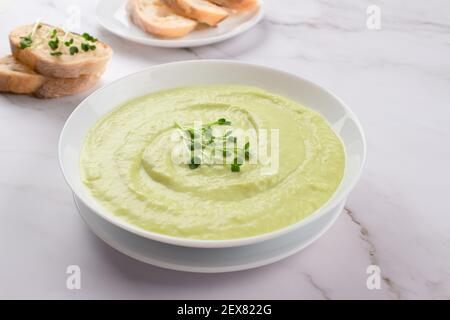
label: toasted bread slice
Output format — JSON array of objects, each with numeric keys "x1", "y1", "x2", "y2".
[
  {"x1": 127, "y1": 0, "x2": 198, "y2": 38},
  {"x1": 0, "y1": 55, "x2": 45, "y2": 95},
  {"x1": 208, "y1": 0, "x2": 259, "y2": 11},
  {"x1": 0, "y1": 55, "x2": 100, "y2": 98},
  {"x1": 9, "y1": 24, "x2": 112, "y2": 79},
  {"x1": 162, "y1": 0, "x2": 229, "y2": 27}
]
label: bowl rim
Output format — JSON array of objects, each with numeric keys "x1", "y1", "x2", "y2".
[{"x1": 58, "y1": 59, "x2": 367, "y2": 248}]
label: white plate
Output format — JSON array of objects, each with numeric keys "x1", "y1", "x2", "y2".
[
  {"x1": 96, "y1": 0, "x2": 265, "y2": 48},
  {"x1": 59, "y1": 60, "x2": 366, "y2": 248},
  {"x1": 74, "y1": 194, "x2": 345, "y2": 273}
]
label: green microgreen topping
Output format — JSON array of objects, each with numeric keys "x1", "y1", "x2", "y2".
[
  {"x1": 50, "y1": 51, "x2": 62, "y2": 56},
  {"x1": 217, "y1": 118, "x2": 232, "y2": 125},
  {"x1": 69, "y1": 46, "x2": 79, "y2": 55},
  {"x1": 175, "y1": 118, "x2": 250, "y2": 173},
  {"x1": 244, "y1": 142, "x2": 250, "y2": 160},
  {"x1": 81, "y1": 43, "x2": 96, "y2": 52},
  {"x1": 81, "y1": 43, "x2": 89, "y2": 51},
  {"x1": 189, "y1": 156, "x2": 201, "y2": 170},
  {"x1": 20, "y1": 35, "x2": 33, "y2": 49},
  {"x1": 64, "y1": 38, "x2": 74, "y2": 47},
  {"x1": 231, "y1": 163, "x2": 241, "y2": 172},
  {"x1": 82, "y1": 32, "x2": 97, "y2": 42},
  {"x1": 46, "y1": 30, "x2": 97, "y2": 56},
  {"x1": 19, "y1": 21, "x2": 42, "y2": 50},
  {"x1": 48, "y1": 37, "x2": 59, "y2": 50},
  {"x1": 49, "y1": 28, "x2": 58, "y2": 38}
]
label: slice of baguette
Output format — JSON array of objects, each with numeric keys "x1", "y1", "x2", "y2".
[
  {"x1": 0, "y1": 55, "x2": 45, "y2": 95},
  {"x1": 127, "y1": 0, "x2": 198, "y2": 38},
  {"x1": 208, "y1": 0, "x2": 259, "y2": 11},
  {"x1": 162, "y1": 0, "x2": 229, "y2": 27},
  {"x1": 9, "y1": 24, "x2": 112, "y2": 79},
  {"x1": 0, "y1": 55, "x2": 100, "y2": 98}
]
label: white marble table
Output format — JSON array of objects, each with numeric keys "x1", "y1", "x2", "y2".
[{"x1": 1, "y1": 0, "x2": 449, "y2": 299}]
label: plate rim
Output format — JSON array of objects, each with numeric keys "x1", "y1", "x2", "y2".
[{"x1": 95, "y1": 0, "x2": 265, "y2": 48}]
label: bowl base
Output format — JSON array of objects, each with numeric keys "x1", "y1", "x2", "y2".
[{"x1": 74, "y1": 194, "x2": 345, "y2": 273}]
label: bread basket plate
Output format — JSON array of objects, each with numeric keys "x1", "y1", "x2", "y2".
[{"x1": 96, "y1": 0, "x2": 264, "y2": 48}]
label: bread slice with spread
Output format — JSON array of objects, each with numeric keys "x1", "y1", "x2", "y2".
[{"x1": 9, "y1": 23, "x2": 112, "y2": 79}]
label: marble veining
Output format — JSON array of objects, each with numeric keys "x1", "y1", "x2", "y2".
[{"x1": 0, "y1": 0, "x2": 449, "y2": 299}]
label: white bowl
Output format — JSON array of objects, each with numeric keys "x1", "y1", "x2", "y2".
[
  {"x1": 96, "y1": 0, "x2": 264, "y2": 48},
  {"x1": 59, "y1": 60, "x2": 366, "y2": 249}
]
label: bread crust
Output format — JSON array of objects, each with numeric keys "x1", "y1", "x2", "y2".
[
  {"x1": 34, "y1": 74, "x2": 100, "y2": 98},
  {"x1": 128, "y1": 0, "x2": 198, "y2": 38}
]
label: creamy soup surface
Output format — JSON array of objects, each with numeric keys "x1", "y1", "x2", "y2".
[{"x1": 80, "y1": 86, "x2": 345, "y2": 240}]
